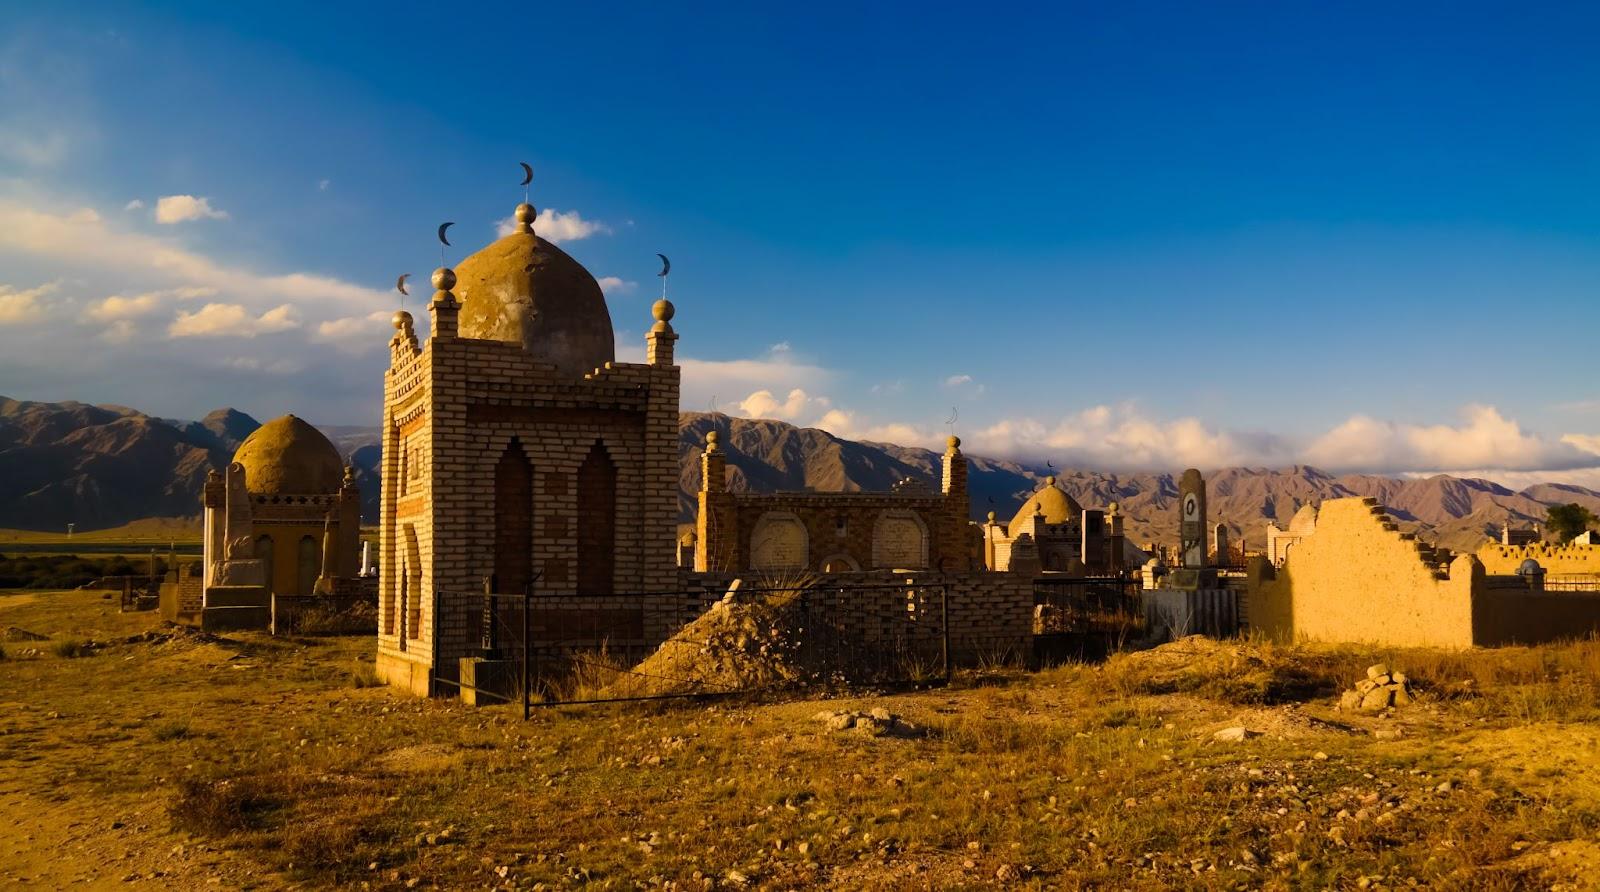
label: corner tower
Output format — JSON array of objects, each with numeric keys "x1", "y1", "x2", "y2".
[{"x1": 376, "y1": 183, "x2": 681, "y2": 697}]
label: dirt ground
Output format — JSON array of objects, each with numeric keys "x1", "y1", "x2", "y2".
[{"x1": 3, "y1": 589, "x2": 1599, "y2": 890}]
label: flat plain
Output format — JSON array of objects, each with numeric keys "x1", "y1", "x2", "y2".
[{"x1": 2, "y1": 588, "x2": 1598, "y2": 890}]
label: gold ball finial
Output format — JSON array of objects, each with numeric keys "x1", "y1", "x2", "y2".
[
  {"x1": 947, "y1": 434, "x2": 961, "y2": 450},
  {"x1": 514, "y1": 202, "x2": 537, "y2": 233},
  {"x1": 432, "y1": 267, "x2": 456, "y2": 291},
  {"x1": 652, "y1": 298, "x2": 675, "y2": 323},
  {"x1": 706, "y1": 430, "x2": 719, "y2": 446},
  {"x1": 1045, "y1": 475, "x2": 1056, "y2": 487},
  {"x1": 392, "y1": 310, "x2": 413, "y2": 330},
  {"x1": 986, "y1": 510, "x2": 997, "y2": 523}
]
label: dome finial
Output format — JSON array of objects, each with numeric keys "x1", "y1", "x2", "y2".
[
  {"x1": 432, "y1": 266, "x2": 457, "y2": 305},
  {"x1": 514, "y1": 201, "x2": 537, "y2": 235}
]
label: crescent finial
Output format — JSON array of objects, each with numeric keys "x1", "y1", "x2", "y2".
[
  {"x1": 519, "y1": 162, "x2": 534, "y2": 186},
  {"x1": 656, "y1": 253, "x2": 671, "y2": 277},
  {"x1": 437, "y1": 222, "x2": 454, "y2": 247},
  {"x1": 396, "y1": 273, "x2": 411, "y2": 296}
]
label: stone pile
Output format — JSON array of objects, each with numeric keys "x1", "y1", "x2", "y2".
[
  {"x1": 812, "y1": 707, "x2": 922, "y2": 738},
  {"x1": 1339, "y1": 663, "x2": 1414, "y2": 712},
  {"x1": 624, "y1": 587, "x2": 830, "y2": 696}
]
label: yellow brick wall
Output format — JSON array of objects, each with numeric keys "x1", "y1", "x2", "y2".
[{"x1": 1476, "y1": 542, "x2": 1600, "y2": 576}]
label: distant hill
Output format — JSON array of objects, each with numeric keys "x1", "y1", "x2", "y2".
[{"x1": 3, "y1": 395, "x2": 1597, "y2": 554}]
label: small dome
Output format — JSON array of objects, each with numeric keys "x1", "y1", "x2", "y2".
[
  {"x1": 232, "y1": 415, "x2": 344, "y2": 495},
  {"x1": 454, "y1": 212, "x2": 615, "y2": 378},
  {"x1": 1008, "y1": 477, "x2": 1084, "y2": 537},
  {"x1": 1289, "y1": 502, "x2": 1319, "y2": 532},
  {"x1": 1518, "y1": 558, "x2": 1544, "y2": 576}
]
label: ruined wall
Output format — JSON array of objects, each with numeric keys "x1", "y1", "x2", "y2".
[
  {"x1": 1477, "y1": 542, "x2": 1600, "y2": 577},
  {"x1": 1248, "y1": 496, "x2": 1600, "y2": 647},
  {"x1": 1247, "y1": 497, "x2": 1478, "y2": 647}
]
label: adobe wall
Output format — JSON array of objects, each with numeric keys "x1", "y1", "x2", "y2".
[
  {"x1": 1246, "y1": 497, "x2": 1478, "y2": 647},
  {"x1": 1476, "y1": 542, "x2": 1600, "y2": 576},
  {"x1": 1472, "y1": 589, "x2": 1600, "y2": 646}
]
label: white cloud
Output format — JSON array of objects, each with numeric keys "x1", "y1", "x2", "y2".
[
  {"x1": 960, "y1": 403, "x2": 1292, "y2": 470},
  {"x1": 256, "y1": 304, "x2": 301, "y2": 333},
  {"x1": 737, "y1": 388, "x2": 832, "y2": 422},
  {"x1": 154, "y1": 194, "x2": 229, "y2": 224},
  {"x1": 597, "y1": 276, "x2": 636, "y2": 295},
  {"x1": 677, "y1": 350, "x2": 835, "y2": 415},
  {"x1": 123, "y1": 199, "x2": 144, "y2": 212},
  {"x1": 944, "y1": 374, "x2": 974, "y2": 388},
  {"x1": 1302, "y1": 405, "x2": 1595, "y2": 474},
  {"x1": 314, "y1": 310, "x2": 393, "y2": 342},
  {"x1": 495, "y1": 208, "x2": 611, "y2": 242},
  {"x1": 169, "y1": 302, "x2": 301, "y2": 338},
  {"x1": 0, "y1": 281, "x2": 60, "y2": 323},
  {"x1": 83, "y1": 286, "x2": 217, "y2": 322},
  {"x1": 0, "y1": 198, "x2": 389, "y2": 313},
  {"x1": 317, "y1": 179, "x2": 331, "y2": 191}
]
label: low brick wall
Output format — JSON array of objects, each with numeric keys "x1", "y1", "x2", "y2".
[
  {"x1": 158, "y1": 567, "x2": 204, "y2": 624},
  {"x1": 468, "y1": 570, "x2": 1036, "y2": 674}
]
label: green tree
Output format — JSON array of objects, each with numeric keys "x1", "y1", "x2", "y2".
[{"x1": 1545, "y1": 503, "x2": 1597, "y2": 543}]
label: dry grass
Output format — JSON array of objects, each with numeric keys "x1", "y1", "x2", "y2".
[
  {"x1": 49, "y1": 638, "x2": 88, "y2": 659},
  {"x1": 4, "y1": 590, "x2": 1600, "y2": 889}
]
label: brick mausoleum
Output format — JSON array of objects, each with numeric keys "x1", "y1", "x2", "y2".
[{"x1": 376, "y1": 194, "x2": 682, "y2": 696}]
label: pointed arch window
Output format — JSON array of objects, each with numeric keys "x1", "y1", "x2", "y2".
[{"x1": 576, "y1": 440, "x2": 616, "y2": 595}]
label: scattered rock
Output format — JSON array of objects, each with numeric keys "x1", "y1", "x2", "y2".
[{"x1": 1213, "y1": 726, "x2": 1261, "y2": 742}]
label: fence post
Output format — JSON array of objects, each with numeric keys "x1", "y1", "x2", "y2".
[
  {"x1": 522, "y1": 580, "x2": 531, "y2": 721},
  {"x1": 940, "y1": 583, "x2": 951, "y2": 684}
]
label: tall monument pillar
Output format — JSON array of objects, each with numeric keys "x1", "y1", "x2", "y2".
[{"x1": 1179, "y1": 468, "x2": 1207, "y2": 569}]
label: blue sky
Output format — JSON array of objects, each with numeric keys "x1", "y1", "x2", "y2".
[{"x1": 2, "y1": 2, "x2": 1598, "y2": 482}]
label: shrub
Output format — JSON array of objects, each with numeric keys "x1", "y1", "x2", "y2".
[
  {"x1": 350, "y1": 661, "x2": 382, "y2": 688},
  {"x1": 170, "y1": 776, "x2": 287, "y2": 836},
  {"x1": 152, "y1": 720, "x2": 192, "y2": 741},
  {"x1": 51, "y1": 639, "x2": 87, "y2": 659}
]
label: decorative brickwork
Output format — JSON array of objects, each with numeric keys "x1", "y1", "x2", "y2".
[
  {"x1": 694, "y1": 435, "x2": 976, "y2": 574},
  {"x1": 377, "y1": 197, "x2": 682, "y2": 697}
]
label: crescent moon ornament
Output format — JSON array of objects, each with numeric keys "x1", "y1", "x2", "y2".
[
  {"x1": 656, "y1": 253, "x2": 671, "y2": 277},
  {"x1": 519, "y1": 162, "x2": 534, "y2": 186},
  {"x1": 396, "y1": 273, "x2": 411, "y2": 296},
  {"x1": 437, "y1": 222, "x2": 454, "y2": 247}
]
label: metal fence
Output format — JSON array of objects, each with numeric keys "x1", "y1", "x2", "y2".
[
  {"x1": 445, "y1": 579, "x2": 951, "y2": 714},
  {"x1": 1031, "y1": 576, "x2": 1145, "y2": 663},
  {"x1": 1542, "y1": 574, "x2": 1600, "y2": 593}
]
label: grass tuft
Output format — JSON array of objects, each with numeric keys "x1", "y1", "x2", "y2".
[
  {"x1": 171, "y1": 776, "x2": 288, "y2": 836},
  {"x1": 349, "y1": 660, "x2": 382, "y2": 688},
  {"x1": 151, "y1": 720, "x2": 192, "y2": 741},
  {"x1": 51, "y1": 638, "x2": 88, "y2": 659}
]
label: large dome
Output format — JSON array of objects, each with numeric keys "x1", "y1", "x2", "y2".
[
  {"x1": 454, "y1": 204, "x2": 615, "y2": 378},
  {"x1": 1008, "y1": 477, "x2": 1085, "y2": 537},
  {"x1": 232, "y1": 415, "x2": 344, "y2": 495}
]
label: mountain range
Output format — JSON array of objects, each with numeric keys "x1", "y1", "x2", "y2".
[{"x1": 3, "y1": 395, "x2": 1596, "y2": 554}]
